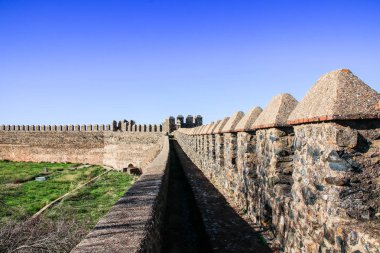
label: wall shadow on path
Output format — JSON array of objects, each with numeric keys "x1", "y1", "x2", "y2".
[{"x1": 173, "y1": 140, "x2": 272, "y2": 253}]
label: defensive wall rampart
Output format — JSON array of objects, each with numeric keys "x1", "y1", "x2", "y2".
[
  {"x1": 0, "y1": 121, "x2": 164, "y2": 171},
  {"x1": 72, "y1": 136, "x2": 171, "y2": 253},
  {"x1": 175, "y1": 69, "x2": 380, "y2": 252}
]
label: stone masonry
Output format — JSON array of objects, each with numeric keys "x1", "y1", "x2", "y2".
[
  {"x1": 0, "y1": 119, "x2": 165, "y2": 171},
  {"x1": 0, "y1": 69, "x2": 379, "y2": 252},
  {"x1": 175, "y1": 69, "x2": 380, "y2": 252}
]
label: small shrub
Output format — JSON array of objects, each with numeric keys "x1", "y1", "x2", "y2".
[{"x1": 0, "y1": 217, "x2": 89, "y2": 253}]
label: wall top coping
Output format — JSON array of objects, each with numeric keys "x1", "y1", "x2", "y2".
[
  {"x1": 72, "y1": 136, "x2": 169, "y2": 253},
  {"x1": 221, "y1": 111, "x2": 245, "y2": 133},
  {"x1": 196, "y1": 125, "x2": 206, "y2": 135},
  {"x1": 235, "y1": 106, "x2": 263, "y2": 132},
  {"x1": 207, "y1": 120, "x2": 221, "y2": 134},
  {"x1": 252, "y1": 93, "x2": 298, "y2": 129},
  {"x1": 213, "y1": 117, "x2": 230, "y2": 134},
  {"x1": 202, "y1": 122, "x2": 214, "y2": 135},
  {"x1": 188, "y1": 126, "x2": 197, "y2": 135},
  {"x1": 288, "y1": 69, "x2": 380, "y2": 125},
  {"x1": 209, "y1": 121, "x2": 222, "y2": 135},
  {"x1": 198, "y1": 124, "x2": 208, "y2": 135},
  {"x1": 189, "y1": 126, "x2": 197, "y2": 135}
]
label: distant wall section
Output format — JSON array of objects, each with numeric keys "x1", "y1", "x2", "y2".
[{"x1": 0, "y1": 127, "x2": 163, "y2": 171}]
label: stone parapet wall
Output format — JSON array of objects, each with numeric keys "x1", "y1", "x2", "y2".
[
  {"x1": 175, "y1": 121, "x2": 380, "y2": 252},
  {"x1": 72, "y1": 136, "x2": 170, "y2": 253},
  {"x1": 174, "y1": 69, "x2": 380, "y2": 252},
  {"x1": 103, "y1": 132, "x2": 163, "y2": 170},
  {"x1": 0, "y1": 131, "x2": 163, "y2": 171},
  {"x1": 0, "y1": 123, "x2": 163, "y2": 133}
]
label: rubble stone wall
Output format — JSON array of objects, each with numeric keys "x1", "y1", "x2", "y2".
[
  {"x1": 174, "y1": 69, "x2": 380, "y2": 252},
  {"x1": 174, "y1": 120, "x2": 380, "y2": 252}
]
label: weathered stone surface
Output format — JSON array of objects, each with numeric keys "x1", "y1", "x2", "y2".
[
  {"x1": 174, "y1": 118, "x2": 380, "y2": 252},
  {"x1": 202, "y1": 122, "x2": 214, "y2": 135},
  {"x1": 72, "y1": 137, "x2": 170, "y2": 253},
  {"x1": 196, "y1": 125, "x2": 205, "y2": 135},
  {"x1": 252, "y1": 94, "x2": 298, "y2": 129},
  {"x1": 212, "y1": 117, "x2": 230, "y2": 134},
  {"x1": 198, "y1": 126, "x2": 205, "y2": 135},
  {"x1": 187, "y1": 127, "x2": 195, "y2": 135},
  {"x1": 221, "y1": 111, "x2": 244, "y2": 133},
  {"x1": 235, "y1": 106, "x2": 263, "y2": 132},
  {"x1": 173, "y1": 141, "x2": 271, "y2": 253},
  {"x1": 288, "y1": 69, "x2": 380, "y2": 124},
  {"x1": 209, "y1": 120, "x2": 223, "y2": 134},
  {"x1": 2, "y1": 68, "x2": 380, "y2": 253},
  {"x1": 195, "y1": 126, "x2": 202, "y2": 135},
  {"x1": 197, "y1": 125, "x2": 207, "y2": 135},
  {"x1": 0, "y1": 131, "x2": 163, "y2": 171},
  {"x1": 207, "y1": 120, "x2": 221, "y2": 134},
  {"x1": 255, "y1": 127, "x2": 294, "y2": 248},
  {"x1": 191, "y1": 126, "x2": 200, "y2": 135},
  {"x1": 290, "y1": 121, "x2": 380, "y2": 252}
]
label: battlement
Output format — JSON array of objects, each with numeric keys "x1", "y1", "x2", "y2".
[
  {"x1": 162, "y1": 114, "x2": 203, "y2": 133},
  {"x1": 0, "y1": 69, "x2": 379, "y2": 252},
  {"x1": 175, "y1": 69, "x2": 380, "y2": 252},
  {"x1": 0, "y1": 118, "x2": 165, "y2": 172},
  {"x1": 0, "y1": 120, "x2": 163, "y2": 133}
]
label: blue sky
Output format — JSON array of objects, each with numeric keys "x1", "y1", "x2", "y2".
[{"x1": 1, "y1": 0, "x2": 379, "y2": 125}]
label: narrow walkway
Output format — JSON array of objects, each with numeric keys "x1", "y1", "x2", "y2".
[
  {"x1": 161, "y1": 139, "x2": 212, "y2": 253},
  {"x1": 165, "y1": 139, "x2": 272, "y2": 253}
]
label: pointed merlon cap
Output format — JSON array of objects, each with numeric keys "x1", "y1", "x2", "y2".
[
  {"x1": 221, "y1": 111, "x2": 245, "y2": 133},
  {"x1": 193, "y1": 126, "x2": 201, "y2": 135},
  {"x1": 189, "y1": 127, "x2": 196, "y2": 135},
  {"x1": 210, "y1": 120, "x2": 222, "y2": 134},
  {"x1": 197, "y1": 125, "x2": 206, "y2": 135},
  {"x1": 252, "y1": 93, "x2": 298, "y2": 129},
  {"x1": 288, "y1": 69, "x2": 380, "y2": 124},
  {"x1": 207, "y1": 120, "x2": 221, "y2": 134},
  {"x1": 196, "y1": 125, "x2": 205, "y2": 135},
  {"x1": 200, "y1": 125, "x2": 207, "y2": 135},
  {"x1": 212, "y1": 117, "x2": 230, "y2": 134},
  {"x1": 235, "y1": 107, "x2": 263, "y2": 132},
  {"x1": 200, "y1": 124, "x2": 209, "y2": 135},
  {"x1": 202, "y1": 122, "x2": 214, "y2": 135},
  {"x1": 190, "y1": 127, "x2": 197, "y2": 135}
]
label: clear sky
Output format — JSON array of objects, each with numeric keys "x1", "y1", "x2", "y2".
[{"x1": 1, "y1": 0, "x2": 379, "y2": 125}]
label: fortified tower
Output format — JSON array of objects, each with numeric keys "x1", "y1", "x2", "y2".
[{"x1": 163, "y1": 114, "x2": 203, "y2": 133}]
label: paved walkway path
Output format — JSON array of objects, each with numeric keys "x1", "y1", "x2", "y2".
[{"x1": 161, "y1": 139, "x2": 212, "y2": 253}]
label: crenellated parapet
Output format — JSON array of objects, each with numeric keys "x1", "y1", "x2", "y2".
[
  {"x1": 163, "y1": 114, "x2": 203, "y2": 133},
  {"x1": 0, "y1": 119, "x2": 165, "y2": 173},
  {"x1": 174, "y1": 69, "x2": 380, "y2": 252},
  {"x1": 0, "y1": 119, "x2": 163, "y2": 133}
]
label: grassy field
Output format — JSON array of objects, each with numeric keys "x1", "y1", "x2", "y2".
[
  {"x1": 0, "y1": 161, "x2": 137, "y2": 253},
  {"x1": 44, "y1": 169, "x2": 136, "y2": 227},
  {"x1": 0, "y1": 160, "x2": 137, "y2": 252}
]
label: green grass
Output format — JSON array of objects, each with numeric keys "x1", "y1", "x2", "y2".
[
  {"x1": 44, "y1": 172, "x2": 136, "y2": 227},
  {"x1": 0, "y1": 161, "x2": 136, "y2": 226},
  {"x1": 0, "y1": 160, "x2": 76, "y2": 184}
]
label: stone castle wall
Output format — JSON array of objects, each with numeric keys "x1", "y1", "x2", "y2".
[
  {"x1": 0, "y1": 122, "x2": 164, "y2": 170},
  {"x1": 72, "y1": 136, "x2": 171, "y2": 253},
  {"x1": 175, "y1": 69, "x2": 380, "y2": 252}
]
